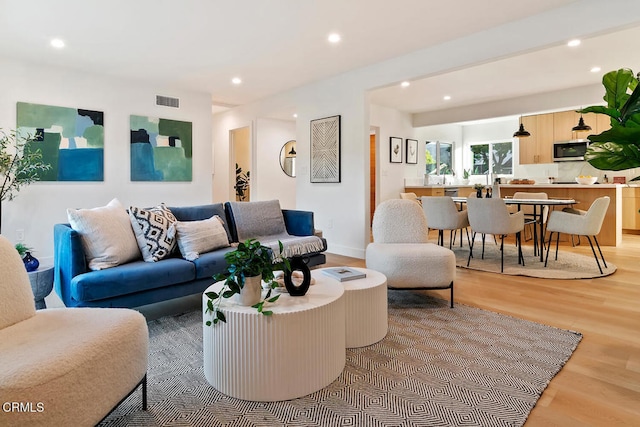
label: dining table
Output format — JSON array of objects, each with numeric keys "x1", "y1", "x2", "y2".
[{"x1": 452, "y1": 196, "x2": 577, "y2": 262}]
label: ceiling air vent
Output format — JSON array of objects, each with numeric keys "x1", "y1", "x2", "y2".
[{"x1": 156, "y1": 95, "x2": 180, "y2": 108}]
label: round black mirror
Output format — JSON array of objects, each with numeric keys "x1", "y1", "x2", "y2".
[{"x1": 279, "y1": 140, "x2": 296, "y2": 177}]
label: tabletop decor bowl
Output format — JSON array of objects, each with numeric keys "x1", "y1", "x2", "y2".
[{"x1": 576, "y1": 176, "x2": 597, "y2": 185}]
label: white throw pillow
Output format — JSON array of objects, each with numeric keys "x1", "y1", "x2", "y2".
[
  {"x1": 174, "y1": 215, "x2": 230, "y2": 261},
  {"x1": 129, "y1": 204, "x2": 177, "y2": 262},
  {"x1": 67, "y1": 198, "x2": 141, "y2": 270}
]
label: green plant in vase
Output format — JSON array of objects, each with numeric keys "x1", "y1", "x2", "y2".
[
  {"x1": 463, "y1": 169, "x2": 471, "y2": 180},
  {"x1": 14, "y1": 242, "x2": 32, "y2": 259},
  {"x1": 204, "y1": 239, "x2": 290, "y2": 326}
]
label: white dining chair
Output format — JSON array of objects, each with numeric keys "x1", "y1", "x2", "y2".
[
  {"x1": 421, "y1": 196, "x2": 470, "y2": 248},
  {"x1": 466, "y1": 198, "x2": 525, "y2": 273},
  {"x1": 400, "y1": 192, "x2": 421, "y2": 205},
  {"x1": 544, "y1": 196, "x2": 610, "y2": 274}
]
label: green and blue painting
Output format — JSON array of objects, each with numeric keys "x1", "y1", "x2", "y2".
[
  {"x1": 16, "y1": 102, "x2": 104, "y2": 181},
  {"x1": 130, "y1": 115, "x2": 192, "y2": 181}
]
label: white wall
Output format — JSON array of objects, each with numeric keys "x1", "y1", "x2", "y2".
[
  {"x1": 255, "y1": 118, "x2": 296, "y2": 208},
  {"x1": 0, "y1": 59, "x2": 213, "y2": 261},
  {"x1": 370, "y1": 104, "x2": 415, "y2": 204}
]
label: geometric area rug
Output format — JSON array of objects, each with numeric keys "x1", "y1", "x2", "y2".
[{"x1": 100, "y1": 291, "x2": 582, "y2": 427}]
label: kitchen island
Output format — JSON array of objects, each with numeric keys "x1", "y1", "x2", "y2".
[{"x1": 406, "y1": 183, "x2": 623, "y2": 246}]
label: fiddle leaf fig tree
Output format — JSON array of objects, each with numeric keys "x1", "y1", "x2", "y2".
[
  {"x1": 580, "y1": 68, "x2": 640, "y2": 177},
  {"x1": 0, "y1": 129, "x2": 51, "y2": 233}
]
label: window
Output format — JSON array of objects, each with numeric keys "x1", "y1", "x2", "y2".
[
  {"x1": 425, "y1": 141, "x2": 453, "y2": 175},
  {"x1": 469, "y1": 141, "x2": 512, "y2": 175}
]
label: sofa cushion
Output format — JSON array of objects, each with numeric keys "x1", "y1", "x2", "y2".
[
  {"x1": 128, "y1": 203, "x2": 177, "y2": 262},
  {"x1": 227, "y1": 200, "x2": 287, "y2": 241},
  {"x1": 174, "y1": 215, "x2": 231, "y2": 261},
  {"x1": 70, "y1": 258, "x2": 195, "y2": 302},
  {"x1": 67, "y1": 198, "x2": 141, "y2": 270},
  {"x1": 168, "y1": 203, "x2": 232, "y2": 241},
  {"x1": 192, "y1": 246, "x2": 236, "y2": 279}
]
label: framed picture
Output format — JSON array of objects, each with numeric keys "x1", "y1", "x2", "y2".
[
  {"x1": 390, "y1": 137, "x2": 402, "y2": 163},
  {"x1": 130, "y1": 115, "x2": 193, "y2": 181},
  {"x1": 310, "y1": 115, "x2": 341, "y2": 183},
  {"x1": 16, "y1": 102, "x2": 105, "y2": 181},
  {"x1": 406, "y1": 139, "x2": 418, "y2": 164}
]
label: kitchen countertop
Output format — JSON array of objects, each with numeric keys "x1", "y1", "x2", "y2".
[{"x1": 406, "y1": 183, "x2": 626, "y2": 189}]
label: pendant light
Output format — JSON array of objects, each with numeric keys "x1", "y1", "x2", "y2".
[
  {"x1": 513, "y1": 118, "x2": 531, "y2": 137},
  {"x1": 572, "y1": 114, "x2": 592, "y2": 131}
]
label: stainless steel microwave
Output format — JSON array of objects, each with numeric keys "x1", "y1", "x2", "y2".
[{"x1": 553, "y1": 140, "x2": 589, "y2": 162}]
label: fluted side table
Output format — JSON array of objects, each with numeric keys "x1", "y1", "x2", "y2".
[
  {"x1": 202, "y1": 280, "x2": 345, "y2": 401},
  {"x1": 312, "y1": 268, "x2": 388, "y2": 348}
]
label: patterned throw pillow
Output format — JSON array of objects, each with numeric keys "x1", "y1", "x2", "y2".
[{"x1": 128, "y1": 204, "x2": 178, "y2": 262}]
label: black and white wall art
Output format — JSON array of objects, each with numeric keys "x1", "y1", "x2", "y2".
[
  {"x1": 310, "y1": 115, "x2": 341, "y2": 183},
  {"x1": 406, "y1": 138, "x2": 418, "y2": 164},
  {"x1": 390, "y1": 137, "x2": 402, "y2": 163}
]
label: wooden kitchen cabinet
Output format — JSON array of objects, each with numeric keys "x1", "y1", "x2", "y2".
[
  {"x1": 622, "y1": 187, "x2": 640, "y2": 230},
  {"x1": 518, "y1": 113, "x2": 553, "y2": 164}
]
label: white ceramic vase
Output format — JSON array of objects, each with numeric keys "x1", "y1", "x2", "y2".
[{"x1": 235, "y1": 274, "x2": 262, "y2": 306}]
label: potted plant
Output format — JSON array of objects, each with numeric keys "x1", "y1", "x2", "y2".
[
  {"x1": 14, "y1": 242, "x2": 39, "y2": 272},
  {"x1": 473, "y1": 183, "x2": 484, "y2": 198},
  {"x1": 234, "y1": 163, "x2": 250, "y2": 201},
  {"x1": 462, "y1": 169, "x2": 471, "y2": 185},
  {"x1": 204, "y1": 239, "x2": 290, "y2": 326},
  {"x1": 1, "y1": 129, "x2": 51, "y2": 233},
  {"x1": 580, "y1": 68, "x2": 640, "y2": 180}
]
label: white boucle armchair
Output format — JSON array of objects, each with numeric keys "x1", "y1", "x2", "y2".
[
  {"x1": 366, "y1": 199, "x2": 456, "y2": 307},
  {"x1": 0, "y1": 235, "x2": 149, "y2": 427}
]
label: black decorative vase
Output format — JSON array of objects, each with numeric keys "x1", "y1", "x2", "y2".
[
  {"x1": 476, "y1": 188, "x2": 483, "y2": 198},
  {"x1": 283, "y1": 256, "x2": 311, "y2": 296},
  {"x1": 23, "y1": 252, "x2": 40, "y2": 272}
]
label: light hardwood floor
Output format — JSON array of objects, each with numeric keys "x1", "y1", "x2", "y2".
[{"x1": 325, "y1": 233, "x2": 640, "y2": 426}]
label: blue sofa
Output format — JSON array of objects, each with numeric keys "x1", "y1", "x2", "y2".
[{"x1": 54, "y1": 202, "x2": 326, "y2": 308}]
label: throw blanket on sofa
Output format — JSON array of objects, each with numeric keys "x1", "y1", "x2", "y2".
[{"x1": 228, "y1": 200, "x2": 324, "y2": 261}]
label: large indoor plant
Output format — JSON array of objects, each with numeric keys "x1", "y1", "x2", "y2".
[
  {"x1": 580, "y1": 68, "x2": 640, "y2": 179},
  {"x1": 0, "y1": 129, "x2": 50, "y2": 233},
  {"x1": 204, "y1": 239, "x2": 290, "y2": 326}
]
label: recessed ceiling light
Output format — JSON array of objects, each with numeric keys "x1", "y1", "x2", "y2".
[
  {"x1": 328, "y1": 33, "x2": 341, "y2": 43},
  {"x1": 231, "y1": 77, "x2": 242, "y2": 85},
  {"x1": 50, "y1": 38, "x2": 65, "y2": 49},
  {"x1": 401, "y1": 81, "x2": 410, "y2": 88},
  {"x1": 590, "y1": 66, "x2": 601, "y2": 73},
  {"x1": 443, "y1": 95, "x2": 451, "y2": 101},
  {"x1": 293, "y1": 113, "x2": 298, "y2": 118},
  {"x1": 567, "y1": 39, "x2": 581, "y2": 47}
]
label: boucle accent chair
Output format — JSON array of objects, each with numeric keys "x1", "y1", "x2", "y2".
[
  {"x1": 0, "y1": 235, "x2": 148, "y2": 427},
  {"x1": 366, "y1": 199, "x2": 456, "y2": 308},
  {"x1": 421, "y1": 196, "x2": 470, "y2": 248}
]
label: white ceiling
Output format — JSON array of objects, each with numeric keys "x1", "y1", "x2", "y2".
[{"x1": 0, "y1": 0, "x2": 638, "y2": 119}]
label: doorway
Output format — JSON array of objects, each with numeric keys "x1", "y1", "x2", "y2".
[
  {"x1": 230, "y1": 126, "x2": 251, "y2": 201},
  {"x1": 369, "y1": 129, "x2": 378, "y2": 226}
]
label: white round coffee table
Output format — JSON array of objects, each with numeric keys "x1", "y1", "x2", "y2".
[
  {"x1": 202, "y1": 280, "x2": 345, "y2": 401},
  {"x1": 312, "y1": 267, "x2": 388, "y2": 348}
]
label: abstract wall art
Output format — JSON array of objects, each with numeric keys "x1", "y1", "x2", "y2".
[
  {"x1": 130, "y1": 115, "x2": 192, "y2": 181},
  {"x1": 16, "y1": 102, "x2": 104, "y2": 181},
  {"x1": 310, "y1": 115, "x2": 341, "y2": 183}
]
